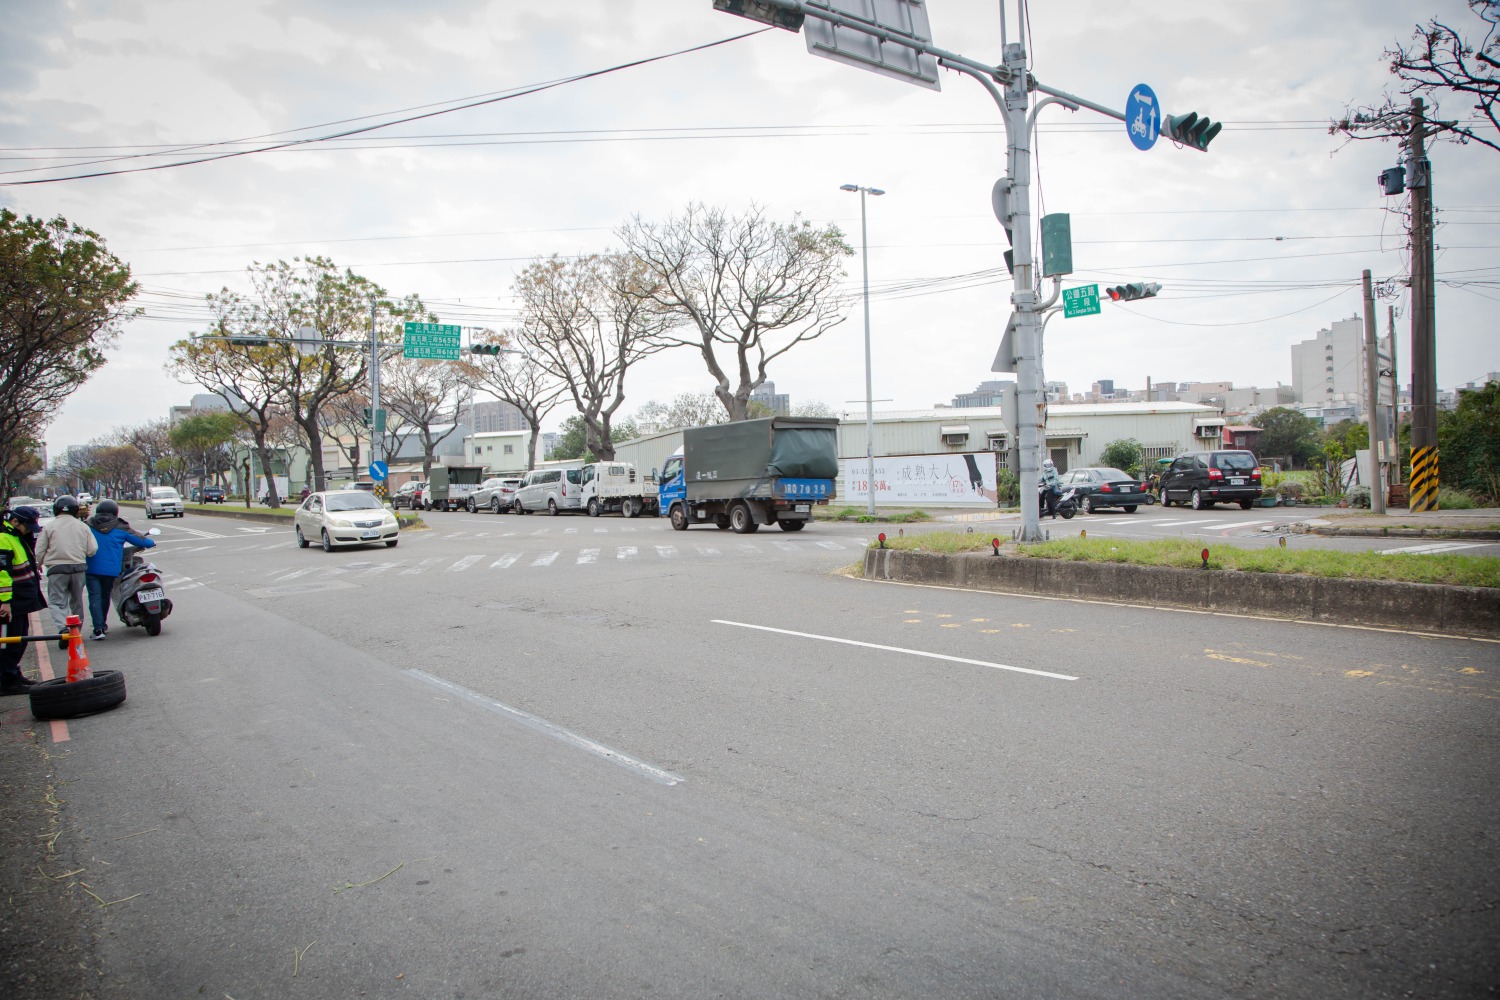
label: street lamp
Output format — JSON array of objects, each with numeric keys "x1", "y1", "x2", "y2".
[{"x1": 840, "y1": 182, "x2": 884, "y2": 516}]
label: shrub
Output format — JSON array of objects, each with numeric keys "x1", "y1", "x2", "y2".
[
  {"x1": 1277, "y1": 480, "x2": 1305, "y2": 499},
  {"x1": 995, "y1": 468, "x2": 1019, "y2": 507},
  {"x1": 1345, "y1": 485, "x2": 1371, "y2": 508},
  {"x1": 1436, "y1": 488, "x2": 1477, "y2": 510}
]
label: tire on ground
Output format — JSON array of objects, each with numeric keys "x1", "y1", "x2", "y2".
[{"x1": 29, "y1": 670, "x2": 127, "y2": 720}]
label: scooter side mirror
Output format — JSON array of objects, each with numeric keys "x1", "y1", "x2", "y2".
[{"x1": 147, "y1": 527, "x2": 162, "y2": 536}]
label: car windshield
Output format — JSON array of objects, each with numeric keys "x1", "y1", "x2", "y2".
[
  {"x1": 1214, "y1": 453, "x2": 1257, "y2": 471},
  {"x1": 151, "y1": 489, "x2": 179, "y2": 498},
  {"x1": 1097, "y1": 468, "x2": 1132, "y2": 480},
  {"x1": 326, "y1": 493, "x2": 385, "y2": 512}
]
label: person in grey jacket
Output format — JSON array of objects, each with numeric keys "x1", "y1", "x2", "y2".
[{"x1": 35, "y1": 495, "x2": 98, "y2": 633}]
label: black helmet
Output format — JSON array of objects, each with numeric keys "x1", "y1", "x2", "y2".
[
  {"x1": 53, "y1": 495, "x2": 80, "y2": 516},
  {"x1": 95, "y1": 499, "x2": 119, "y2": 516}
]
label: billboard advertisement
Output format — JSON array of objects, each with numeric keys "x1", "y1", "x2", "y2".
[{"x1": 841, "y1": 452, "x2": 999, "y2": 507}]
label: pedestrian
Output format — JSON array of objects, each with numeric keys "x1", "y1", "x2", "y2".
[
  {"x1": 85, "y1": 499, "x2": 155, "y2": 640},
  {"x1": 0, "y1": 506, "x2": 48, "y2": 695},
  {"x1": 34, "y1": 495, "x2": 97, "y2": 634}
]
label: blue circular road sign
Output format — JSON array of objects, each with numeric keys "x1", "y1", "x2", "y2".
[
  {"x1": 368, "y1": 460, "x2": 388, "y2": 481},
  {"x1": 1125, "y1": 83, "x2": 1160, "y2": 151}
]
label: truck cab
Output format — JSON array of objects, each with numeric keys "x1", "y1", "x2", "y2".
[{"x1": 580, "y1": 461, "x2": 659, "y2": 518}]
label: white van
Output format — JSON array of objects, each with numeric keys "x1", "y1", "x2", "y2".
[{"x1": 514, "y1": 468, "x2": 583, "y2": 515}]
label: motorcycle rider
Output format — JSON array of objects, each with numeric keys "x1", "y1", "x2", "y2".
[
  {"x1": 35, "y1": 495, "x2": 98, "y2": 634},
  {"x1": 1040, "y1": 458, "x2": 1063, "y2": 518},
  {"x1": 86, "y1": 499, "x2": 155, "y2": 641},
  {"x1": 0, "y1": 506, "x2": 47, "y2": 695}
]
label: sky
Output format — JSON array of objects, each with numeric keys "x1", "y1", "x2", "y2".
[{"x1": 4, "y1": 0, "x2": 1497, "y2": 459}]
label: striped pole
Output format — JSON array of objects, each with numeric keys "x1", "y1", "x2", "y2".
[{"x1": 1409, "y1": 445, "x2": 1439, "y2": 511}]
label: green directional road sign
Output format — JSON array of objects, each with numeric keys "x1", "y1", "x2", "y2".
[
  {"x1": 403, "y1": 322, "x2": 461, "y2": 360},
  {"x1": 1062, "y1": 284, "x2": 1101, "y2": 318}
]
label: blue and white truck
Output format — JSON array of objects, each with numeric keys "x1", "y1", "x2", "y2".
[{"x1": 658, "y1": 417, "x2": 838, "y2": 533}]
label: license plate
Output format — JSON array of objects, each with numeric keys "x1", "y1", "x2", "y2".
[
  {"x1": 1230, "y1": 478, "x2": 1245, "y2": 485},
  {"x1": 1120, "y1": 485, "x2": 1132, "y2": 492},
  {"x1": 794, "y1": 504, "x2": 810, "y2": 513},
  {"x1": 136, "y1": 588, "x2": 164, "y2": 602},
  {"x1": 361, "y1": 530, "x2": 380, "y2": 539}
]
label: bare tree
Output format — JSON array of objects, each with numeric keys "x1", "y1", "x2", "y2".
[
  {"x1": 1331, "y1": 0, "x2": 1499, "y2": 151},
  {"x1": 619, "y1": 203, "x2": 852, "y2": 420},
  {"x1": 514, "y1": 254, "x2": 674, "y2": 462},
  {"x1": 457, "y1": 332, "x2": 566, "y2": 471},
  {"x1": 126, "y1": 419, "x2": 173, "y2": 488},
  {"x1": 380, "y1": 356, "x2": 468, "y2": 480},
  {"x1": 320, "y1": 390, "x2": 368, "y2": 479},
  {"x1": 633, "y1": 391, "x2": 730, "y2": 430}
]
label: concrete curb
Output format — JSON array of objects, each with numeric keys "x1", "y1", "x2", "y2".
[
  {"x1": 863, "y1": 548, "x2": 1500, "y2": 639},
  {"x1": 1293, "y1": 524, "x2": 1500, "y2": 540}
]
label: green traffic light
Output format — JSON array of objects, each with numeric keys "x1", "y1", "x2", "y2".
[{"x1": 1166, "y1": 112, "x2": 1222, "y2": 152}]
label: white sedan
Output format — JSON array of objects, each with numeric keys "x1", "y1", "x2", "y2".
[{"x1": 294, "y1": 490, "x2": 399, "y2": 551}]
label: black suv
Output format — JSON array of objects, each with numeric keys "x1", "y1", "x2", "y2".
[
  {"x1": 201, "y1": 486, "x2": 226, "y2": 503},
  {"x1": 1159, "y1": 450, "x2": 1263, "y2": 509}
]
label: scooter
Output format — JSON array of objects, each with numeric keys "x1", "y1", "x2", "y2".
[
  {"x1": 1040, "y1": 483, "x2": 1079, "y2": 520},
  {"x1": 113, "y1": 528, "x2": 171, "y2": 636}
]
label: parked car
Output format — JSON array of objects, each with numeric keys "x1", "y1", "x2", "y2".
[
  {"x1": 1061, "y1": 467, "x2": 1149, "y2": 513},
  {"x1": 1158, "y1": 450, "x2": 1263, "y2": 510},
  {"x1": 294, "y1": 490, "x2": 399, "y2": 551},
  {"x1": 469, "y1": 476, "x2": 524, "y2": 513},
  {"x1": 513, "y1": 468, "x2": 583, "y2": 515},
  {"x1": 78, "y1": 492, "x2": 94, "y2": 505},
  {"x1": 392, "y1": 481, "x2": 426, "y2": 509},
  {"x1": 201, "y1": 486, "x2": 226, "y2": 503},
  {"x1": 144, "y1": 486, "x2": 185, "y2": 518}
]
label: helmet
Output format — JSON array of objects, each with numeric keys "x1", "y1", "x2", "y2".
[
  {"x1": 1042, "y1": 459, "x2": 1055, "y2": 470},
  {"x1": 53, "y1": 495, "x2": 80, "y2": 517},
  {"x1": 96, "y1": 499, "x2": 119, "y2": 516}
]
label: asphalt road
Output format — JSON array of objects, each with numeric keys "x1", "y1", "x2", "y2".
[{"x1": 15, "y1": 510, "x2": 1500, "y2": 998}]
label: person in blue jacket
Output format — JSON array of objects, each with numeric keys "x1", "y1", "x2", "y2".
[{"x1": 86, "y1": 499, "x2": 154, "y2": 640}]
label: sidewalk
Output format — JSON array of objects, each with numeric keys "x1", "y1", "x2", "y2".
[{"x1": 1288, "y1": 507, "x2": 1500, "y2": 540}]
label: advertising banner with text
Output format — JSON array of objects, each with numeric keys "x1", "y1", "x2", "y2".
[{"x1": 841, "y1": 452, "x2": 999, "y2": 507}]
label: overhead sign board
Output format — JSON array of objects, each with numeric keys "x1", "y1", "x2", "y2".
[
  {"x1": 403, "y1": 322, "x2": 461, "y2": 360},
  {"x1": 1125, "y1": 83, "x2": 1160, "y2": 151},
  {"x1": 804, "y1": 0, "x2": 941, "y2": 91},
  {"x1": 1062, "y1": 285, "x2": 1101, "y2": 318}
]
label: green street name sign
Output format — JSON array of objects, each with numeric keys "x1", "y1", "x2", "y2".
[
  {"x1": 402, "y1": 321, "x2": 462, "y2": 360},
  {"x1": 1062, "y1": 284, "x2": 1101, "y2": 318}
]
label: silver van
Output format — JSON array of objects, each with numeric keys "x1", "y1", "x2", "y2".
[{"x1": 515, "y1": 468, "x2": 584, "y2": 515}]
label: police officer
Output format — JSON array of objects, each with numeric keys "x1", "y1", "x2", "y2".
[{"x1": 1, "y1": 506, "x2": 49, "y2": 695}]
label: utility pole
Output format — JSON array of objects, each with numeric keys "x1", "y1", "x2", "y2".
[
  {"x1": 1386, "y1": 305, "x2": 1401, "y2": 486},
  {"x1": 368, "y1": 295, "x2": 383, "y2": 500},
  {"x1": 1407, "y1": 97, "x2": 1439, "y2": 511},
  {"x1": 1361, "y1": 269, "x2": 1386, "y2": 514}
]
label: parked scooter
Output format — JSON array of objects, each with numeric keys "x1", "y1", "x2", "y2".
[
  {"x1": 1039, "y1": 483, "x2": 1079, "y2": 520},
  {"x1": 113, "y1": 528, "x2": 171, "y2": 636}
]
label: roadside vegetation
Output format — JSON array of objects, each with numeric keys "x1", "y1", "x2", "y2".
[
  {"x1": 820, "y1": 506, "x2": 934, "y2": 523},
  {"x1": 868, "y1": 531, "x2": 1500, "y2": 588}
]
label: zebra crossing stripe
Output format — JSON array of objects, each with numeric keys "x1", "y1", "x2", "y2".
[
  {"x1": 400, "y1": 557, "x2": 446, "y2": 575},
  {"x1": 696, "y1": 546, "x2": 720, "y2": 556},
  {"x1": 363, "y1": 561, "x2": 399, "y2": 573},
  {"x1": 772, "y1": 540, "x2": 798, "y2": 552},
  {"x1": 1379, "y1": 541, "x2": 1485, "y2": 556},
  {"x1": 272, "y1": 567, "x2": 317, "y2": 582},
  {"x1": 448, "y1": 555, "x2": 485, "y2": 572},
  {"x1": 490, "y1": 553, "x2": 520, "y2": 569},
  {"x1": 816, "y1": 540, "x2": 843, "y2": 550},
  {"x1": 531, "y1": 551, "x2": 559, "y2": 566},
  {"x1": 655, "y1": 545, "x2": 678, "y2": 558},
  {"x1": 617, "y1": 546, "x2": 637, "y2": 560},
  {"x1": 577, "y1": 548, "x2": 599, "y2": 564}
]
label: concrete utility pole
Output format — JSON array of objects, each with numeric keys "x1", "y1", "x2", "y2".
[
  {"x1": 368, "y1": 295, "x2": 383, "y2": 498},
  {"x1": 1386, "y1": 304, "x2": 1401, "y2": 486},
  {"x1": 1407, "y1": 97, "x2": 1439, "y2": 511},
  {"x1": 1361, "y1": 269, "x2": 1386, "y2": 514},
  {"x1": 840, "y1": 182, "x2": 884, "y2": 516}
]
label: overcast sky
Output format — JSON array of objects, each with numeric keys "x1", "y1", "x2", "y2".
[{"x1": 4, "y1": 0, "x2": 1496, "y2": 457}]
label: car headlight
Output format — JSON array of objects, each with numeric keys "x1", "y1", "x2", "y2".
[{"x1": 331, "y1": 518, "x2": 352, "y2": 527}]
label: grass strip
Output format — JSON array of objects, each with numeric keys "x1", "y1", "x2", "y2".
[{"x1": 871, "y1": 531, "x2": 1500, "y2": 588}]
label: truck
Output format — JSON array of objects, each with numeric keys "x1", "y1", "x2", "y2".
[
  {"x1": 256, "y1": 475, "x2": 290, "y2": 505},
  {"x1": 425, "y1": 465, "x2": 486, "y2": 511},
  {"x1": 578, "y1": 461, "x2": 659, "y2": 518},
  {"x1": 658, "y1": 417, "x2": 838, "y2": 533}
]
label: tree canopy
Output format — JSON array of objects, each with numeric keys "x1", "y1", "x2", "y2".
[{"x1": 1252, "y1": 407, "x2": 1323, "y2": 468}]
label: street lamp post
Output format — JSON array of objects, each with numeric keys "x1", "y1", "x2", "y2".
[{"x1": 840, "y1": 182, "x2": 884, "y2": 516}]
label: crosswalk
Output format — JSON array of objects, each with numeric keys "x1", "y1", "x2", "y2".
[{"x1": 1378, "y1": 541, "x2": 1490, "y2": 556}]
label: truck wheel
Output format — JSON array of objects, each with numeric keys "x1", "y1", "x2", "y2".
[
  {"x1": 669, "y1": 504, "x2": 689, "y2": 531},
  {"x1": 587, "y1": 499, "x2": 600, "y2": 517},
  {"x1": 29, "y1": 670, "x2": 127, "y2": 720},
  {"x1": 778, "y1": 519, "x2": 805, "y2": 531},
  {"x1": 730, "y1": 503, "x2": 759, "y2": 534},
  {"x1": 714, "y1": 514, "x2": 731, "y2": 529},
  {"x1": 622, "y1": 498, "x2": 637, "y2": 518}
]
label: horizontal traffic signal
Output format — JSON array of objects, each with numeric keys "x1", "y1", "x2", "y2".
[
  {"x1": 1105, "y1": 283, "x2": 1162, "y2": 302},
  {"x1": 467, "y1": 343, "x2": 505, "y2": 356},
  {"x1": 1164, "y1": 112, "x2": 1222, "y2": 152},
  {"x1": 227, "y1": 334, "x2": 270, "y2": 347}
]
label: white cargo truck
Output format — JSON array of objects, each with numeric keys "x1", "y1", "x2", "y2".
[{"x1": 578, "y1": 461, "x2": 659, "y2": 518}]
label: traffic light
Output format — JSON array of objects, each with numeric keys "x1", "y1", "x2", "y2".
[
  {"x1": 1164, "y1": 112, "x2": 1222, "y2": 152},
  {"x1": 711, "y1": 0, "x2": 804, "y2": 31},
  {"x1": 362, "y1": 407, "x2": 372, "y2": 427},
  {"x1": 1105, "y1": 283, "x2": 1162, "y2": 302},
  {"x1": 227, "y1": 334, "x2": 270, "y2": 347},
  {"x1": 468, "y1": 343, "x2": 504, "y2": 356}
]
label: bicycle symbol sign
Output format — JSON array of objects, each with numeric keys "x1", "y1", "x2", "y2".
[{"x1": 1125, "y1": 83, "x2": 1160, "y2": 151}]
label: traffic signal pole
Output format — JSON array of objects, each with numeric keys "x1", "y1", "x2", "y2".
[{"x1": 368, "y1": 295, "x2": 384, "y2": 499}]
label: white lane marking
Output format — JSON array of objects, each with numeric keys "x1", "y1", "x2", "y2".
[
  {"x1": 400, "y1": 557, "x2": 446, "y2": 575},
  {"x1": 772, "y1": 540, "x2": 798, "y2": 552},
  {"x1": 617, "y1": 546, "x2": 637, "y2": 560},
  {"x1": 736, "y1": 543, "x2": 759, "y2": 554},
  {"x1": 162, "y1": 524, "x2": 225, "y2": 538},
  {"x1": 449, "y1": 555, "x2": 485, "y2": 572},
  {"x1": 173, "y1": 545, "x2": 215, "y2": 554},
  {"x1": 577, "y1": 548, "x2": 599, "y2": 564},
  {"x1": 593, "y1": 527, "x2": 608, "y2": 534},
  {"x1": 173, "y1": 582, "x2": 204, "y2": 591},
  {"x1": 490, "y1": 553, "x2": 520, "y2": 569},
  {"x1": 564, "y1": 528, "x2": 578, "y2": 534},
  {"x1": 1216, "y1": 520, "x2": 1277, "y2": 532},
  {"x1": 443, "y1": 532, "x2": 468, "y2": 540},
  {"x1": 619, "y1": 525, "x2": 637, "y2": 533},
  {"x1": 271, "y1": 567, "x2": 318, "y2": 582},
  {"x1": 1379, "y1": 541, "x2": 1487, "y2": 555},
  {"x1": 235, "y1": 526, "x2": 274, "y2": 533},
  {"x1": 816, "y1": 540, "x2": 844, "y2": 550},
  {"x1": 696, "y1": 546, "x2": 721, "y2": 557},
  {"x1": 363, "y1": 561, "x2": 400, "y2": 574},
  {"x1": 531, "y1": 551, "x2": 558, "y2": 566},
  {"x1": 713, "y1": 620, "x2": 1079, "y2": 682},
  {"x1": 259, "y1": 541, "x2": 288, "y2": 550},
  {"x1": 1147, "y1": 519, "x2": 1207, "y2": 528},
  {"x1": 1085, "y1": 517, "x2": 1137, "y2": 525},
  {"x1": 655, "y1": 545, "x2": 678, "y2": 559},
  {"x1": 404, "y1": 670, "x2": 683, "y2": 786}
]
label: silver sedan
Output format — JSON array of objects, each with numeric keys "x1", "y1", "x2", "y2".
[{"x1": 294, "y1": 491, "x2": 399, "y2": 551}]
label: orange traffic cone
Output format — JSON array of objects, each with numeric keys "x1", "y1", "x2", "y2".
[{"x1": 65, "y1": 616, "x2": 92, "y2": 683}]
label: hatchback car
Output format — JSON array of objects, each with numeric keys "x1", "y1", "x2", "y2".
[
  {"x1": 514, "y1": 468, "x2": 583, "y2": 515},
  {"x1": 294, "y1": 490, "x2": 399, "y2": 551},
  {"x1": 1159, "y1": 450, "x2": 1263, "y2": 509},
  {"x1": 470, "y1": 476, "x2": 524, "y2": 513},
  {"x1": 392, "y1": 481, "x2": 426, "y2": 509},
  {"x1": 1062, "y1": 467, "x2": 1149, "y2": 513},
  {"x1": 144, "y1": 487, "x2": 185, "y2": 518}
]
